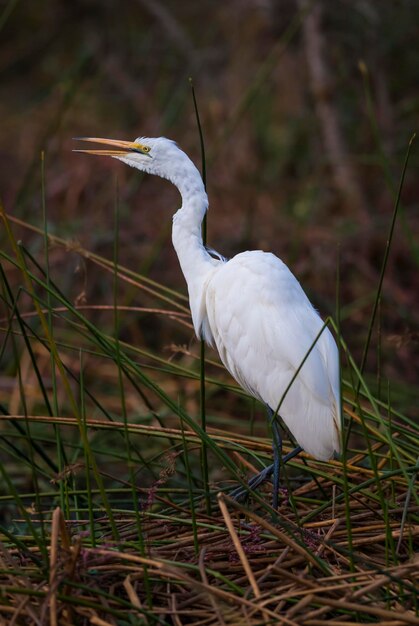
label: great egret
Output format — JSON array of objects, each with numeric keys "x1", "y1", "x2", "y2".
[{"x1": 75, "y1": 136, "x2": 341, "y2": 508}]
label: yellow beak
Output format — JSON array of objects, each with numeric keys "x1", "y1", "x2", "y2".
[{"x1": 73, "y1": 137, "x2": 149, "y2": 156}]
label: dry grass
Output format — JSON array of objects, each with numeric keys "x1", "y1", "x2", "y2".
[{"x1": 1, "y1": 439, "x2": 418, "y2": 625}]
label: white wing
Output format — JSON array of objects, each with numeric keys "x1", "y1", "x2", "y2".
[{"x1": 205, "y1": 251, "x2": 341, "y2": 460}]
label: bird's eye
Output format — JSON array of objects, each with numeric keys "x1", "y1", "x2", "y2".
[{"x1": 131, "y1": 144, "x2": 151, "y2": 155}]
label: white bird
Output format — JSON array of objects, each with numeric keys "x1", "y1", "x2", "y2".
[{"x1": 75, "y1": 135, "x2": 341, "y2": 508}]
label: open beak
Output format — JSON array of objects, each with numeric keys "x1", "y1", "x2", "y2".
[{"x1": 73, "y1": 137, "x2": 149, "y2": 156}]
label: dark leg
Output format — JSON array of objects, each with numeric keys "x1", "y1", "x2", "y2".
[
  {"x1": 230, "y1": 404, "x2": 303, "y2": 504},
  {"x1": 229, "y1": 445, "x2": 302, "y2": 501},
  {"x1": 271, "y1": 412, "x2": 282, "y2": 510}
]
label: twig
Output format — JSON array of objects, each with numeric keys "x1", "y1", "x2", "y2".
[{"x1": 217, "y1": 493, "x2": 261, "y2": 599}]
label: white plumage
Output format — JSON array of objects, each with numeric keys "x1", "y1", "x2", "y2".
[
  {"x1": 76, "y1": 135, "x2": 341, "y2": 480},
  {"x1": 205, "y1": 251, "x2": 340, "y2": 459}
]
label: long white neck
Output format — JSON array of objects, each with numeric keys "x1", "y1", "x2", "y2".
[
  {"x1": 166, "y1": 154, "x2": 218, "y2": 337},
  {"x1": 167, "y1": 156, "x2": 213, "y2": 279}
]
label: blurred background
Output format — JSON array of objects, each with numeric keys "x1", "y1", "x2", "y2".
[{"x1": 1, "y1": 0, "x2": 418, "y2": 416}]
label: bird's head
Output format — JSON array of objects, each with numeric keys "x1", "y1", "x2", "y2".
[
  {"x1": 74, "y1": 134, "x2": 207, "y2": 204},
  {"x1": 74, "y1": 135, "x2": 192, "y2": 180}
]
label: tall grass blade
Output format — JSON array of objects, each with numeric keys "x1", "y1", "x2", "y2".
[
  {"x1": 112, "y1": 180, "x2": 152, "y2": 602},
  {"x1": 190, "y1": 78, "x2": 211, "y2": 514},
  {"x1": 41, "y1": 151, "x2": 67, "y2": 515},
  {"x1": 358, "y1": 134, "x2": 415, "y2": 386}
]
